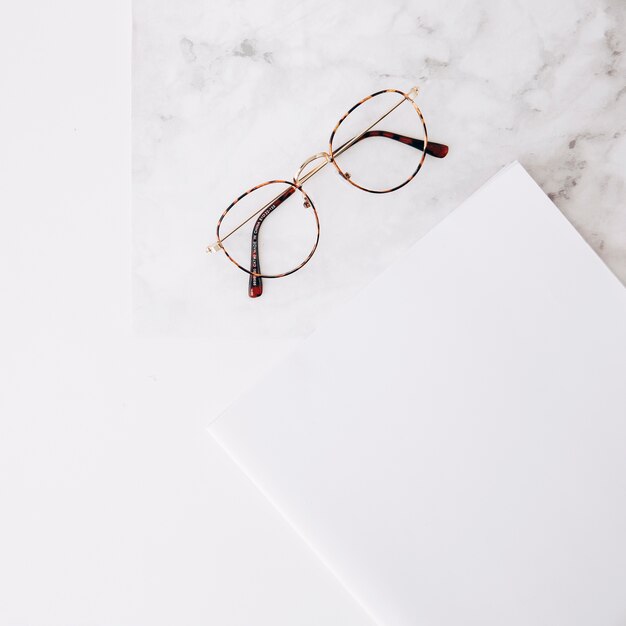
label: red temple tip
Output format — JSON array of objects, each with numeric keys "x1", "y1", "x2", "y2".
[
  {"x1": 428, "y1": 142, "x2": 449, "y2": 158},
  {"x1": 249, "y1": 284, "x2": 263, "y2": 298}
]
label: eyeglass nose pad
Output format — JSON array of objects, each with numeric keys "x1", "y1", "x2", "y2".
[{"x1": 406, "y1": 85, "x2": 419, "y2": 100}]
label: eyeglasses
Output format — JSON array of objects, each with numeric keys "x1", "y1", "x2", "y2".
[{"x1": 207, "y1": 86, "x2": 449, "y2": 298}]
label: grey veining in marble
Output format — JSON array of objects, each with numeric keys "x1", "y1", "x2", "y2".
[{"x1": 133, "y1": 0, "x2": 625, "y2": 340}]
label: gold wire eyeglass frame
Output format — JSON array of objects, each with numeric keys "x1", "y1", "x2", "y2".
[{"x1": 207, "y1": 86, "x2": 449, "y2": 298}]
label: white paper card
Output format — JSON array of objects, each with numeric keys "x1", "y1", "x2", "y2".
[{"x1": 210, "y1": 162, "x2": 626, "y2": 626}]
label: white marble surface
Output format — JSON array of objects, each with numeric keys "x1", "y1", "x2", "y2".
[{"x1": 134, "y1": 0, "x2": 625, "y2": 344}]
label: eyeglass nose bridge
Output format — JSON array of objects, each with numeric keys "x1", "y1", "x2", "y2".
[{"x1": 293, "y1": 151, "x2": 331, "y2": 186}]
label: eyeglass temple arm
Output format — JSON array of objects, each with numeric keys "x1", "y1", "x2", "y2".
[
  {"x1": 248, "y1": 131, "x2": 448, "y2": 298},
  {"x1": 248, "y1": 186, "x2": 296, "y2": 298},
  {"x1": 335, "y1": 131, "x2": 449, "y2": 158}
]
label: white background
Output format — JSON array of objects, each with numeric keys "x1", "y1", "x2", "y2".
[
  {"x1": 1, "y1": 1, "x2": 625, "y2": 625},
  {"x1": 0, "y1": 2, "x2": 374, "y2": 625}
]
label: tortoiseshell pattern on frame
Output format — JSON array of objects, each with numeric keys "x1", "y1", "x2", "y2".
[
  {"x1": 248, "y1": 185, "x2": 296, "y2": 297},
  {"x1": 356, "y1": 131, "x2": 449, "y2": 158},
  {"x1": 329, "y1": 88, "x2": 430, "y2": 194},
  {"x1": 213, "y1": 88, "x2": 449, "y2": 298},
  {"x1": 215, "y1": 180, "x2": 320, "y2": 292}
]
